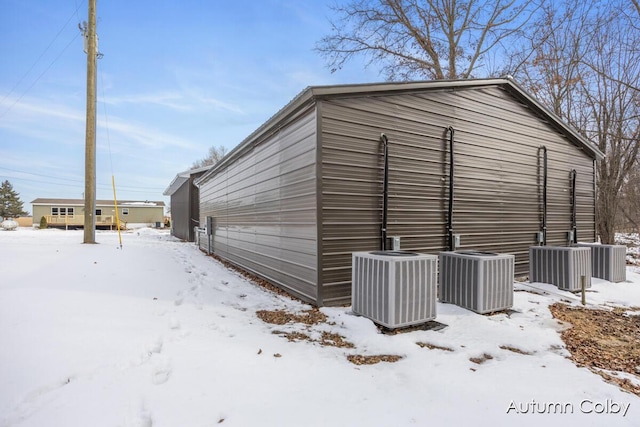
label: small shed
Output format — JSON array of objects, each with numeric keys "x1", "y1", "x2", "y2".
[
  {"x1": 164, "y1": 166, "x2": 210, "y2": 241},
  {"x1": 195, "y1": 78, "x2": 604, "y2": 306}
]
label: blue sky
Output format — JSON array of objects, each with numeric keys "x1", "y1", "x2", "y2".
[{"x1": 0, "y1": 0, "x2": 381, "y2": 214}]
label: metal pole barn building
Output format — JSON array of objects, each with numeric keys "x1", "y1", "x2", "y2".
[
  {"x1": 195, "y1": 78, "x2": 604, "y2": 307},
  {"x1": 164, "y1": 166, "x2": 210, "y2": 242}
]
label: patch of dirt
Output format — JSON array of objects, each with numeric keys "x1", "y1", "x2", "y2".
[
  {"x1": 416, "y1": 342, "x2": 454, "y2": 352},
  {"x1": 262, "y1": 307, "x2": 353, "y2": 348},
  {"x1": 549, "y1": 303, "x2": 640, "y2": 395},
  {"x1": 469, "y1": 353, "x2": 494, "y2": 364},
  {"x1": 347, "y1": 354, "x2": 403, "y2": 365},
  {"x1": 271, "y1": 329, "x2": 355, "y2": 348},
  {"x1": 272, "y1": 330, "x2": 312, "y2": 342},
  {"x1": 256, "y1": 308, "x2": 327, "y2": 325},
  {"x1": 499, "y1": 345, "x2": 533, "y2": 355},
  {"x1": 320, "y1": 332, "x2": 355, "y2": 348}
]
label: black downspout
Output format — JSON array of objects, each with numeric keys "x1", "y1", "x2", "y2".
[
  {"x1": 447, "y1": 126, "x2": 455, "y2": 251},
  {"x1": 570, "y1": 169, "x2": 577, "y2": 244},
  {"x1": 540, "y1": 145, "x2": 548, "y2": 246},
  {"x1": 380, "y1": 133, "x2": 389, "y2": 251}
]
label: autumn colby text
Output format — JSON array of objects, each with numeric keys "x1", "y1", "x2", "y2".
[{"x1": 506, "y1": 399, "x2": 631, "y2": 416}]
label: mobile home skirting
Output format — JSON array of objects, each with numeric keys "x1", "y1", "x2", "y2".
[{"x1": 197, "y1": 79, "x2": 601, "y2": 306}]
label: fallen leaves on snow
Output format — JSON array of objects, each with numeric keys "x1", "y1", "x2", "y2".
[
  {"x1": 416, "y1": 342, "x2": 454, "y2": 352},
  {"x1": 256, "y1": 308, "x2": 327, "y2": 326},
  {"x1": 499, "y1": 345, "x2": 533, "y2": 355},
  {"x1": 347, "y1": 354, "x2": 403, "y2": 365},
  {"x1": 469, "y1": 353, "x2": 494, "y2": 365},
  {"x1": 549, "y1": 303, "x2": 640, "y2": 396}
]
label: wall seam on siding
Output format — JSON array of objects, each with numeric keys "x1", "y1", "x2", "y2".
[{"x1": 315, "y1": 100, "x2": 325, "y2": 306}]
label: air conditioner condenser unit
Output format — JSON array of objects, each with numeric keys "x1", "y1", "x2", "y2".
[
  {"x1": 439, "y1": 251, "x2": 515, "y2": 314},
  {"x1": 352, "y1": 251, "x2": 438, "y2": 329},
  {"x1": 576, "y1": 243, "x2": 626, "y2": 283},
  {"x1": 529, "y1": 246, "x2": 591, "y2": 291}
]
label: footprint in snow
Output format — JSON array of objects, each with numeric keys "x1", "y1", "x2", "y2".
[
  {"x1": 168, "y1": 317, "x2": 180, "y2": 330},
  {"x1": 151, "y1": 357, "x2": 172, "y2": 385},
  {"x1": 146, "y1": 336, "x2": 163, "y2": 355},
  {"x1": 124, "y1": 404, "x2": 153, "y2": 427}
]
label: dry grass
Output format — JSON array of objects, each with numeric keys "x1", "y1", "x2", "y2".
[{"x1": 549, "y1": 303, "x2": 640, "y2": 395}]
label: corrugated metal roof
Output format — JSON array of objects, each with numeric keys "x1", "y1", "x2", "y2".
[
  {"x1": 195, "y1": 78, "x2": 604, "y2": 186},
  {"x1": 163, "y1": 165, "x2": 210, "y2": 196},
  {"x1": 31, "y1": 198, "x2": 165, "y2": 207}
]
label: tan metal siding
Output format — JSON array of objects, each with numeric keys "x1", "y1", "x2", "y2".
[
  {"x1": 319, "y1": 86, "x2": 595, "y2": 305},
  {"x1": 118, "y1": 206, "x2": 164, "y2": 225},
  {"x1": 32, "y1": 203, "x2": 164, "y2": 227},
  {"x1": 199, "y1": 111, "x2": 318, "y2": 302},
  {"x1": 32, "y1": 205, "x2": 51, "y2": 225}
]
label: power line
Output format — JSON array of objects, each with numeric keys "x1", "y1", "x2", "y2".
[
  {"x1": 0, "y1": 176, "x2": 83, "y2": 189},
  {"x1": 0, "y1": 175, "x2": 163, "y2": 194},
  {"x1": 0, "y1": 32, "x2": 81, "y2": 120},
  {"x1": 0, "y1": 167, "x2": 165, "y2": 191},
  {"x1": 0, "y1": 0, "x2": 86, "y2": 109},
  {"x1": 0, "y1": 166, "x2": 83, "y2": 183}
]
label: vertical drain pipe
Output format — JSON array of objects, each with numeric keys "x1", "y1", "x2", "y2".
[
  {"x1": 447, "y1": 126, "x2": 455, "y2": 251},
  {"x1": 570, "y1": 169, "x2": 577, "y2": 245},
  {"x1": 380, "y1": 133, "x2": 389, "y2": 251},
  {"x1": 540, "y1": 145, "x2": 548, "y2": 246}
]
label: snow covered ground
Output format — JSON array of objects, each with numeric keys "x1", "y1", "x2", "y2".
[
  {"x1": 617, "y1": 233, "x2": 640, "y2": 265},
  {"x1": 1, "y1": 227, "x2": 639, "y2": 427}
]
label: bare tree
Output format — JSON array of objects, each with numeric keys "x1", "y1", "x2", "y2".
[
  {"x1": 583, "y1": 12, "x2": 640, "y2": 243},
  {"x1": 316, "y1": 0, "x2": 541, "y2": 80},
  {"x1": 632, "y1": 0, "x2": 640, "y2": 18},
  {"x1": 618, "y1": 163, "x2": 640, "y2": 234},
  {"x1": 192, "y1": 145, "x2": 228, "y2": 169},
  {"x1": 509, "y1": 0, "x2": 596, "y2": 122},
  {"x1": 512, "y1": 1, "x2": 640, "y2": 244}
]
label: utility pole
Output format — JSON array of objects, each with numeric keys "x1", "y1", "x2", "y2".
[{"x1": 82, "y1": 0, "x2": 97, "y2": 243}]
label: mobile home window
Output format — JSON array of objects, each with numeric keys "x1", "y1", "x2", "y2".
[
  {"x1": 51, "y1": 207, "x2": 59, "y2": 216},
  {"x1": 67, "y1": 207, "x2": 74, "y2": 217},
  {"x1": 95, "y1": 209, "x2": 102, "y2": 216},
  {"x1": 122, "y1": 208, "x2": 129, "y2": 215}
]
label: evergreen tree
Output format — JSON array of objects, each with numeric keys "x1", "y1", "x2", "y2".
[{"x1": 0, "y1": 180, "x2": 27, "y2": 218}]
